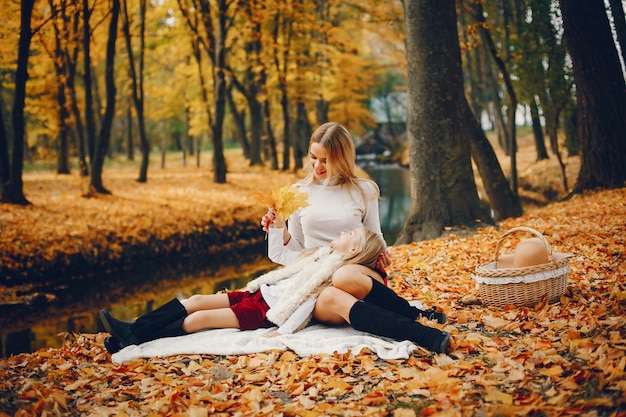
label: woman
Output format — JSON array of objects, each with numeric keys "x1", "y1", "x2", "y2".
[{"x1": 262, "y1": 122, "x2": 447, "y2": 348}]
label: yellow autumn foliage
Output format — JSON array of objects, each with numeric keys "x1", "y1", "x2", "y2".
[{"x1": 256, "y1": 185, "x2": 309, "y2": 221}]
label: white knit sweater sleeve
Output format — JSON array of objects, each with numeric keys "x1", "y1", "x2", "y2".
[{"x1": 267, "y1": 227, "x2": 301, "y2": 266}]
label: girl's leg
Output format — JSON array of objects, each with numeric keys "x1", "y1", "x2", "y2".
[
  {"x1": 182, "y1": 308, "x2": 241, "y2": 333},
  {"x1": 182, "y1": 293, "x2": 231, "y2": 313}
]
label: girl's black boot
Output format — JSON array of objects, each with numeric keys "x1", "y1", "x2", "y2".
[
  {"x1": 139, "y1": 317, "x2": 188, "y2": 344},
  {"x1": 364, "y1": 278, "x2": 446, "y2": 324},
  {"x1": 130, "y1": 298, "x2": 188, "y2": 341},
  {"x1": 99, "y1": 311, "x2": 140, "y2": 352},
  {"x1": 348, "y1": 300, "x2": 450, "y2": 354}
]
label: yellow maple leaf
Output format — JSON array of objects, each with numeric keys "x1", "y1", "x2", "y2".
[{"x1": 256, "y1": 185, "x2": 309, "y2": 221}]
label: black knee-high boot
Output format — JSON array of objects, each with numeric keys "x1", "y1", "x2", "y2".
[
  {"x1": 130, "y1": 299, "x2": 188, "y2": 340},
  {"x1": 99, "y1": 299, "x2": 188, "y2": 353},
  {"x1": 142, "y1": 317, "x2": 187, "y2": 343},
  {"x1": 349, "y1": 301, "x2": 450, "y2": 354},
  {"x1": 364, "y1": 278, "x2": 446, "y2": 324}
]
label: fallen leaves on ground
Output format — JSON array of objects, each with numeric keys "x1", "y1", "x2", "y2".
[{"x1": 1, "y1": 183, "x2": 625, "y2": 416}]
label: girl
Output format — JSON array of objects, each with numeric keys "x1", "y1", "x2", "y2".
[
  {"x1": 261, "y1": 122, "x2": 447, "y2": 340},
  {"x1": 101, "y1": 228, "x2": 451, "y2": 354}
]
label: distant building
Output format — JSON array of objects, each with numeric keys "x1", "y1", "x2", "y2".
[{"x1": 355, "y1": 92, "x2": 406, "y2": 166}]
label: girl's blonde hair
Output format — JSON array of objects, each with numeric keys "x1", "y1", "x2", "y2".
[
  {"x1": 341, "y1": 227, "x2": 387, "y2": 270},
  {"x1": 296, "y1": 228, "x2": 386, "y2": 270}
]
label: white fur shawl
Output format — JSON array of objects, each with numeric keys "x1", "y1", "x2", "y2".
[{"x1": 246, "y1": 246, "x2": 343, "y2": 326}]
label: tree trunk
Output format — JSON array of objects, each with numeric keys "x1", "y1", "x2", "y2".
[
  {"x1": 211, "y1": 0, "x2": 228, "y2": 184},
  {"x1": 464, "y1": 103, "x2": 523, "y2": 221},
  {"x1": 83, "y1": 0, "x2": 96, "y2": 164},
  {"x1": 50, "y1": 0, "x2": 71, "y2": 175},
  {"x1": 121, "y1": 0, "x2": 149, "y2": 183},
  {"x1": 64, "y1": 8, "x2": 89, "y2": 176},
  {"x1": 397, "y1": 0, "x2": 493, "y2": 243},
  {"x1": 280, "y1": 84, "x2": 291, "y2": 171},
  {"x1": 271, "y1": 5, "x2": 292, "y2": 171},
  {"x1": 473, "y1": 1, "x2": 519, "y2": 198},
  {"x1": 225, "y1": 83, "x2": 248, "y2": 158},
  {"x1": 126, "y1": 103, "x2": 134, "y2": 160},
  {"x1": 529, "y1": 97, "x2": 548, "y2": 161},
  {"x1": 294, "y1": 101, "x2": 310, "y2": 171},
  {"x1": 89, "y1": 0, "x2": 119, "y2": 194},
  {"x1": 559, "y1": 0, "x2": 626, "y2": 191},
  {"x1": 0, "y1": 99, "x2": 9, "y2": 196},
  {"x1": 246, "y1": 90, "x2": 264, "y2": 166},
  {"x1": 4, "y1": 0, "x2": 35, "y2": 205}
]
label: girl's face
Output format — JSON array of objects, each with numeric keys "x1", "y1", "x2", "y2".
[
  {"x1": 309, "y1": 142, "x2": 330, "y2": 182},
  {"x1": 331, "y1": 229, "x2": 363, "y2": 256}
]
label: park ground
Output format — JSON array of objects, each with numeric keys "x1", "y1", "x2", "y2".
[{"x1": 0, "y1": 136, "x2": 625, "y2": 416}]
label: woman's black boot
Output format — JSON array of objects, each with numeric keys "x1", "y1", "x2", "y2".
[
  {"x1": 348, "y1": 301, "x2": 450, "y2": 354},
  {"x1": 364, "y1": 278, "x2": 446, "y2": 324},
  {"x1": 130, "y1": 298, "x2": 188, "y2": 341}
]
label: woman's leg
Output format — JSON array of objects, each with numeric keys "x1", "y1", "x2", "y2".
[
  {"x1": 312, "y1": 266, "x2": 382, "y2": 324},
  {"x1": 313, "y1": 286, "x2": 359, "y2": 324},
  {"x1": 364, "y1": 278, "x2": 446, "y2": 324},
  {"x1": 332, "y1": 266, "x2": 446, "y2": 324},
  {"x1": 330, "y1": 264, "x2": 382, "y2": 299},
  {"x1": 314, "y1": 287, "x2": 450, "y2": 354}
]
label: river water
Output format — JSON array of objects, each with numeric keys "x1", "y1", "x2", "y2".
[{"x1": 0, "y1": 166, "x2": 410, "y2": 357}]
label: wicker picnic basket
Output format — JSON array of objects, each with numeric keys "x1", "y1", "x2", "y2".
[{"x1": 472, "y1": 226, "x2": 572, "y2": 308}]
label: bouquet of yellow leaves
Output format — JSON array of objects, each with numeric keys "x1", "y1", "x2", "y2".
[{"x1": 256, "y1": 185, "x2": 309, "y2": 221}]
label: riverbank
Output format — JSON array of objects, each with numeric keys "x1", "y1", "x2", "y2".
[{"x1": 0, "y1": 150, "x2": 303, "y2": 302}]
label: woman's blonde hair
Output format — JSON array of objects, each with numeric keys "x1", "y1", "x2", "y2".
[
  {"x1": 300, "y1": 121, "x2": 380, "y2": 200},
  {"x1": 341, "y1": 227, "x2": 387, "y2": 270}
]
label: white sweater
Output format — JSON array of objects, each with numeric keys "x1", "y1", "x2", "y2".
[
  {"x1": 246, "y1": 246, "x2": 343, "y2": 334},
  {"x1": 268, "y1": 179, "x2": 384, "y2": 266}
]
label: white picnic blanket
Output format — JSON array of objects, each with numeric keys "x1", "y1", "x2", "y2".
[
  {"x1": 111, "y1": 324, "x2": 419, "y2": 363},
  {"x1": 111, "y1": 300, "x2": 434, "y2": 363}
]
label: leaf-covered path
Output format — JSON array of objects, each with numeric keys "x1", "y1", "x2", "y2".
[{"x1": 1, "y1": 184, "x2": 624, "y2": 416}]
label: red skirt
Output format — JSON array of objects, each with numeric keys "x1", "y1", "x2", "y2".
[{"x1": 227, "y1": 290, "x2": 275, "y2": 330}]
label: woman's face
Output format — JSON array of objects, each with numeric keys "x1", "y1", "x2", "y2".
[{"x1": 309, "y1": 142, "x2": 330, "y2": 182}]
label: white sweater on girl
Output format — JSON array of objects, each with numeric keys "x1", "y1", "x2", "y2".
[{"x1": 246, "y1": 246, "x2": 343, "y2": 334}]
